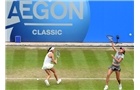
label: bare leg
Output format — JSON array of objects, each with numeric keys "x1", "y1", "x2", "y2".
[
  {"x1": 45, "y1": 69, "x2": 51, "y2": 80},
  {"x1": 115, "y1": 71, "x2": 121, "y2": 84},
  {"x1": 105, "y1": 69, "x2": 114, "y2": 85},
  {"x1": 50, "y1": 67, "x2": 58, "y2": 81},
  {"x1": 116, "y1": 70, "x2": 122, "y2": 89}
]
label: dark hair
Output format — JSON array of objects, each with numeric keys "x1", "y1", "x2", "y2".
[
  {"x1": 123, "y1": 51, "x2": 125, "y2": 55},
  {"x1": 120, "y1": 47, "x2": 125, "y2": 55},
  {"x1": 48, "y1": 47, "x2": 52, "y2": 52}
]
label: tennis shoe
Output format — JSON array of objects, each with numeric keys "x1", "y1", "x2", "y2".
[
  {"x1": 45, "y1": 80, "x2": 50, "y2": 86},
  {"x1": 119, "y1": 84, "x2": 122, "y2": 90},
  {"x1": 57, "y1": 79, "x2": 61, "y2": 84},
  {"x1": 104, "y1": 85, "x2": 108, "y2": 90}
]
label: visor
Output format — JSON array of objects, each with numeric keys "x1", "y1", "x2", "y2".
[{"x1": 49, "y1": 47, "x2": 55, "y2": 51}]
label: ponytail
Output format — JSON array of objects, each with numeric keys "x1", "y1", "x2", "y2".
[
  {"x1": 123, "y1": 51, "x2": 125, "y2": 55},
  {"x1": 47, "y1": 47, "x2": 52, "y2": 52}
]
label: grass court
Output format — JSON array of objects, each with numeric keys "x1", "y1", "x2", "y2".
[{"x1": 6, "y1": 46, "x2": 134, "y2": 90}]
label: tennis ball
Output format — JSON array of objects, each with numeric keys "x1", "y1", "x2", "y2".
[{"x1": 129, "y1": 33, "x2": 132, "y2": 36}]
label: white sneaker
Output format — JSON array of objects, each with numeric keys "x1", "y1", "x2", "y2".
[
  {"x1": 119, "y1": 84, "x2": 122, "y2": 90},
  {"x1": 57, "y1": 79, "x2": 61, "y2": 84},
  {"x1": 104, "y1": 85, "x2": 108, "y2": 90},
  {"x1": 44, "y1": 80, "x2": 50, "y2": 86}
]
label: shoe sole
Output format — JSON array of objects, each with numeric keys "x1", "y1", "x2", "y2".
[
  {"x1": 57, "y1": 80, "x2": 62, "y2": 84},
  {"x1": 45, "y1": 81, "x2": 50, "y2": 86}
]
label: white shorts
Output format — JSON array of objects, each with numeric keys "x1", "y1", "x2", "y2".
[{"x1": 42, "y1": 63, "x2": 54, "y2": 70}]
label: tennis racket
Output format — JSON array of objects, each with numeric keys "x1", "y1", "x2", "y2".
[
  {"x1": 106, "y1": 35, "x2": 113, "y2": 42},
  {"x1": 56, "y1": 50, "x2": 60, "y2": 60}
]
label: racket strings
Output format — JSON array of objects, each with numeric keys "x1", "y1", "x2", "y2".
[
  {"x1": 56, "y1": 50, "x2": 60, "y2": 58},
  {"x1": 107, "y1": 35, "x2": 113, "y2": 41}
]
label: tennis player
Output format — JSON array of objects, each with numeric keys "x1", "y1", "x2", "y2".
[
  {"x1": 104, "y1": 41, "x2": 125, "y2": 90},
  {"x1": 42, "y1": 47, "x2": 61, "y2": 86}
]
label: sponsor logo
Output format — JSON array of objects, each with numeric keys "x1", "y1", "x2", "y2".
[{"x1": 6, "y1": 0, "x2": 90, "y2": 42}]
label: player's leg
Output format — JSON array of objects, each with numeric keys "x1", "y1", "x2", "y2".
[
  {"x1": 115, "y1": 70, "x2": 122, "y2": 90},
  {"x1": 106, "y1": 69, "x2": 114, "y2": 85},
  {"x1": 50, "y1": 67, "x2": 61, "y2": 84},
  {"x1": 45, "y1": 69, "x2": 52, "y2": 80},
  {"x1": 104, "y1": 69, "x2": 113, "y2": 90},
  {"x1": 50, "y1": 67, "x2": 58, "y2": 81},
  {"x1": 44, "y1": 69, "x2": 51, "y2": 86},
  {"x1": 115, "y1": 70, "x2": 121, "y2": 84}
]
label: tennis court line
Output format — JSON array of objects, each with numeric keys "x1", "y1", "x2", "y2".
[{"x1": 6, "y1": 78, "x2": 133, "y2": 80}]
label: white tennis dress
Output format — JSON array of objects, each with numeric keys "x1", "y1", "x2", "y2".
[{"x1": 42, "y1": 52, "x2": 54, "y2": 70}]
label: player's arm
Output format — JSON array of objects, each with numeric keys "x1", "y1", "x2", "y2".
[
  {"x1": 111, "y1": 54, "x2": 123, "y2": 63},
  {"x1": 49, "y1": 53, "x2": 57, "y2": 64},
  {"x1": 111, "y1": 41, "x2": 117, "y2": 52}
]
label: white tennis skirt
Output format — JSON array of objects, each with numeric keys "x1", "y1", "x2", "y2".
[{"x1": 42, "y1": 63, "x2": 54, "y2": 70}]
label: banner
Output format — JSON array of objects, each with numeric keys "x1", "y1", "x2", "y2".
[{"x1": 5, "y1": 0, "x2": 134, "y2": 42}]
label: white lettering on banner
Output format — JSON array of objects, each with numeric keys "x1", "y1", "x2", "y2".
[
  {"x1": 33, "y1": 1, "x2": 83, "y2": 19},
  {"x1": 8, "y1": 1, "x2": 83, "y2": 20},
  {"x1": 32, "y1": 29, "x2": 62, "y2": 35}
]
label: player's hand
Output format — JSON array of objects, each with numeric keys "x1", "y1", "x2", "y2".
[
  {"x1": 110, "y1": 40, "x2": 113, "y2": 43},
  {"x1": 54, "y1": 60, "x2": 57, "y2": 64},
  {"x1": 111, "y1": 54, "x2": 114, "y2": 58}
]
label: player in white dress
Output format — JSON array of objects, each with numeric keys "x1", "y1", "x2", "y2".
[{"x1": 42, "y1": 47, "x2": 61, "y2": 86}]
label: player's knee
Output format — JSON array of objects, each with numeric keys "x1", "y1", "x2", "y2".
[
  {"x1": 48, "y1": 73, "x2": 52, "y2": 77},
  {"x1": 116, "y1": 77, "x2": 120, "y2": 81},
  {"x1": 116, "y1": 76, "x2": 120, "y2": 80},
  {"x1": 107, "y1": 73, "x2": 111, "y2": 77}
]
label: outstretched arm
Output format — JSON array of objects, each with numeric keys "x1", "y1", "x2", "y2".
[{"x1": 111, "y1": 41, "x2": 117, "y2": 52}]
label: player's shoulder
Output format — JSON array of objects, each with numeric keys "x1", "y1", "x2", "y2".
[
  {"x1": 116, "y1": 50, "x2": 119, "y2": 53},
  {"x1": 47, "y1": 52, "x2": 53, "y2": 55}
]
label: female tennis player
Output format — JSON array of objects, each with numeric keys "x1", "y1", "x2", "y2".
[
  {"x1": 42, "y1": 47, "x2": 61, "y2": 86},
  {"x1": 104, "y1": 41, "x2": 125, "y2": 90}
]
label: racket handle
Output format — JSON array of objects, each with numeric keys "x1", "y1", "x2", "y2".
[
  {"x1": 110, "y1": 38, "x2": 113, "y2": 42},
  {"x1": 54, "y1": 60, "x2": 57, "y2": 64},
  {"x1": 56, "y1": 60, "x2": 57, "y2": 64}
]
